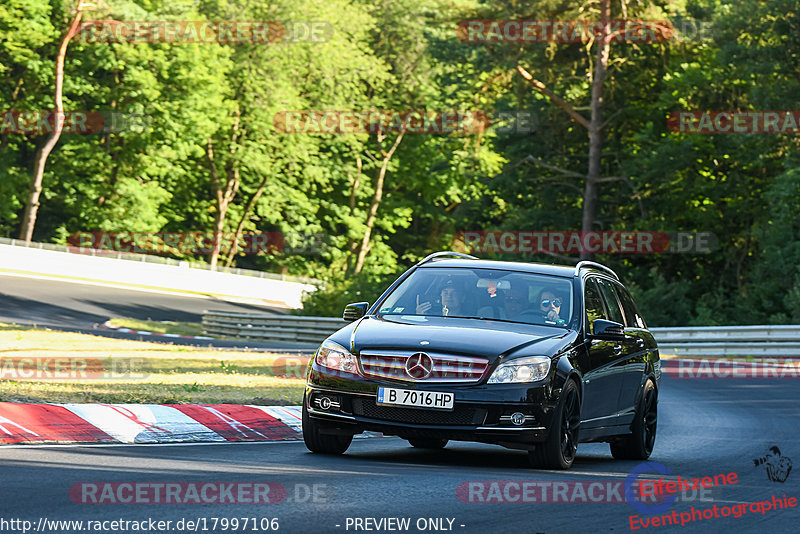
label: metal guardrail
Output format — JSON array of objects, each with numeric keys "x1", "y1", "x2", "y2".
[
  {"x1": 203, "y1": 312, "x2": 800, "y2": 356},
  {"x1": 649, "y1": 326, "x2": 800, "y2": 356},
  {"x1": 203, "y1": 312, "x2": 347, "y2": 343}
]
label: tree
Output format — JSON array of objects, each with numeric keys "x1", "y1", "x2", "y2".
[{"x1": 18, "y1": 0, "x2": 91, "y2": 242}]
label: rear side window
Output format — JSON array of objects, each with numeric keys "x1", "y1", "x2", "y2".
[
  {"x1": 616, "y1": 284, "x2": 647, "y2": 329},
  {"x1": 596, "y1": 278, "x2": 625, "y2": 325},
  {"x1": 584, "y1": 279, "x2": 607, "y2": 334}
]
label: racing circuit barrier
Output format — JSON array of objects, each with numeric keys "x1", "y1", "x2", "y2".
[
  {"x1": 649, "y1": 325, "x2": 800, "y2": 357},
  {"x1": 202, "y1": 312, "x2": 348, "y2": 343},
  {"x1": 201, "y1": 312, "x2": 800, "y2": 356}
]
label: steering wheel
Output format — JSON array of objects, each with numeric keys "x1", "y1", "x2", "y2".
[{"x1": 516, "y1": 309, "x2": 546, "y2": 322}]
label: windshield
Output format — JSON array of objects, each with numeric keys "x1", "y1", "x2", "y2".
[{"x1": 377, "y1": 267, "x2": 573, "y2": 327}]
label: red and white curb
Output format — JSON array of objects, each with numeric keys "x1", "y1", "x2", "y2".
[
  {"x1": 0, "y1": 403, "x2": 380, "y2": 445},
  {"x1": 93, "y1": 320, "x2": 214, "y2": 340}
]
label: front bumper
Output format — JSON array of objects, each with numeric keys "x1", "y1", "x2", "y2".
[{"x1": 304, "y1": 370, "x2": 560, "y2": 446}]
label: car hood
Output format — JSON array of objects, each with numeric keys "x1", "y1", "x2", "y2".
[{"x1": 330, "y1": 315, "x2": 576, "y2": 362}]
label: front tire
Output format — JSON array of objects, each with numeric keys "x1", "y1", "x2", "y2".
[
  {"x1": 408, "y1": 438, "x2": 448, "y2": 449},
  {"x1": 529, "y1": 379, "x2": 580, "y2": 469},
  {"x1": 610, "y1": 379, "x2": 657, "y2": 460},
  {"x1": 302, "y1": 397, "x2": 353, "y2": 455}
]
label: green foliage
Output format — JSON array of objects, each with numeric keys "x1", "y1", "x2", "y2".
[
  {"x1": 1, "y1": 0, "x2": 798, "y2": 326},
  {"x1": 297, "y1": 269, "x2": 403, "y2": 317}
]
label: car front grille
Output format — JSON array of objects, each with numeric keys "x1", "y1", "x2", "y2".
[
  {"x1": 359, "y1": 350, "x2": 489, "y2": 383},
  {"x1": 352, "y1": 398, "x2": 486, "y2": 426}
]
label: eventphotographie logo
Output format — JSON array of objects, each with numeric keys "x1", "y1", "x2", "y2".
[{"x1": 753, "y1": 446, "x2": 793, "y2": 483}]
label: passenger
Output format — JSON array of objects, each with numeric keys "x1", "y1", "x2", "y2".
[
  {"x1": 503, "y1": 285, "x2": 529, "y2": 320},
  {"x1": 477, "y1": 284, "x2": 529, "y2": 320},
  {"x1": 537, "y1": 288, "x2": 564, "y2": 323}
]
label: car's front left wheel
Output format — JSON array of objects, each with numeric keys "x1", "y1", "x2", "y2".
[
  {"x1": 529, "y1": 378, "x2": 580, "y2": 469},
  {"x1": 610, "y1": 379, "x2": 657, "y2": 460},
  {"x1": 302, "y1": 396, "x2": 353, "y2": 455}
]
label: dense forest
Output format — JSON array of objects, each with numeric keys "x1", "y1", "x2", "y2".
[{"x1": 1, "y1": 0, "x2": 798, "y2": 325}]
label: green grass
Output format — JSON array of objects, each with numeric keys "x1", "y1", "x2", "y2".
[{"x1": 0, "y1": 323, "x2": 308, "y2": 405}]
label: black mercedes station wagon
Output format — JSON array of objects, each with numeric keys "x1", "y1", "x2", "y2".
[{"x1": 302, "y1": 252, "x2": 661, "y2": 469}]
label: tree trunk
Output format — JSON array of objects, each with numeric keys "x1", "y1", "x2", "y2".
[
  {"x1": 349, "y1": 155, "x2": 362, "y2": 214},
  {"x1": 19, "y1": 7, "x2": 84, "y2": 242},
  {"x1": 223, "y1": 173, "x2": 270, "y2": 268},
  {"x1": 516, "y1": 0, "x2": 615, "y2": 261},
  {"x1": 353, "y1": 131, "x2": 405, "y2": 274},
  {"x1": 581, "y1": 0, "x2": 612, "y2": 260},
  {"x1": 206, "y1": 112, "x2": 243, "y2": 270},
  {"x1": 206, "y1": 138, "x2": 241, "y2": 270}
]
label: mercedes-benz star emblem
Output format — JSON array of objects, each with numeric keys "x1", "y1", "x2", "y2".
[{"x1": 405, "y1": 352, "x2": 434, "y2": 379}]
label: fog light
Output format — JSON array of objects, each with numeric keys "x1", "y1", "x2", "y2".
[
  {"x1": 511, "y1": 412, "x2": 526, "y2": 426},
  {"x1": 319, "y1": 396, "x2": 332, "y2": 410}
]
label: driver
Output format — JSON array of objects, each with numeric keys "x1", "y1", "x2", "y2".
[{"x1": 416, "y1": 279, "x2": 467, "y2": 316}]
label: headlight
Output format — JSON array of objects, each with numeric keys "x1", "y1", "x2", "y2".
[
  {"x1": 487, "y1": 356, "x2": 551, "y2": 384},
  {"x1": 314, "y1": 340, "x2": 359, "y2": 376}
]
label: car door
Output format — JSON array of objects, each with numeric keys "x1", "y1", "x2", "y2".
[
  {"x1": 614, "y1": 283, "x2": 653, "y2": 418},
  {"x1": 580, "y1": 277, "x2": 625, "y2": 428},
  {"x1": 595, "y1": 278, "x2": 644, "y2": 421}
]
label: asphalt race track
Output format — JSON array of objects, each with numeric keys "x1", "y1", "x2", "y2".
[
  {"x1": 0, "y1": 275, "x2": 318, "y2": 352},
  {"x1": 1, "y1": 376, "x2": 797, "y2": 533},
  {"x1": 0, "y1": 275, "x2": 284, "y2": 328}
]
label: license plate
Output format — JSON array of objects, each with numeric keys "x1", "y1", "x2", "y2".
[{"x1": 376, "y1": 387, "x2": 454, "y2": 411}]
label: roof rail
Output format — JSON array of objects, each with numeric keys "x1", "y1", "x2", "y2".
[
  {"x1": 417, "y1": 251, "x2": 478, "y2": 266},
  {"x1": 574, "y1": 260, "x2": 619, "y2": 280}
]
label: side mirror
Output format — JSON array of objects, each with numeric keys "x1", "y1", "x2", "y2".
[
  {"x1": 343, "y1": 302, "x2": 369, "y2": 322},
  {"x1": 591, "y1": 319, "x2": 625, "y2": 339}
]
